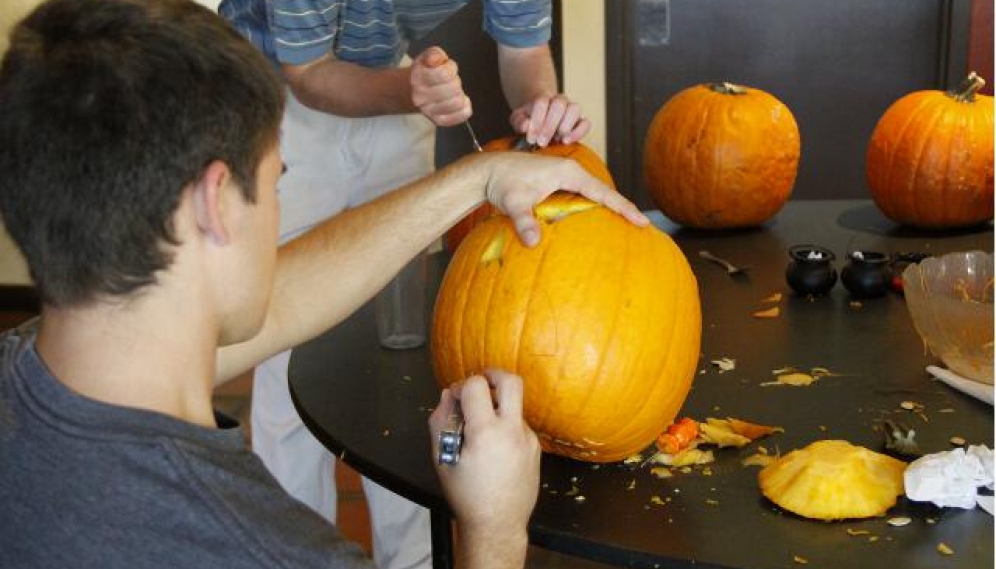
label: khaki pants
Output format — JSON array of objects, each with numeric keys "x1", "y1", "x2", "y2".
[{"x1": 252, "y1": 87, "x2": 435, "y2": 569}]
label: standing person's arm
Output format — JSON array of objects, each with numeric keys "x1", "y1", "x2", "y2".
[
  {"x1": 265, "y1": 0, "x2": 469, "y2": 124},
  {"x1": 497, "y1": 43, "x2": 590, "y2": 147},
  {"x1": 282, "y1": 46, "x2": 472, "y2": 126}
]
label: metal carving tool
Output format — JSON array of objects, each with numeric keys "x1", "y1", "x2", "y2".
[
  {"x1": 437, "y1": 401, "x2": 464, "y2": 466},
  {"x1": 512, "y1": 135, "x2": 539, "y2": 152},
  {"x1": 465, "y1": 121, "x2": 483, "y2": 153}
]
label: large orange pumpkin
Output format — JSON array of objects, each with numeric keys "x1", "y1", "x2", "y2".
[
  {"x1": 444, "y1": 137, "x2": 615, "y2": 251},
  {"x1": 866, "y1": 72, "x2": 994, "y2": 228},
  {"x1": 643, "y1": 82, "x2": 800, "y2": 228},
  {"x1": 431, "y1": 193, "x2": 701, "y2": 462}
]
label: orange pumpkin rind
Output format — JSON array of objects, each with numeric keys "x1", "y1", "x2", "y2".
[{"x1": 758, "y1": 440, "x2": 907, "y2": 521}]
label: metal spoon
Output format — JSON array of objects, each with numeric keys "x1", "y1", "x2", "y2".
[{"x1": 698, "y1": 250, "x2": 751, "y2": 277}]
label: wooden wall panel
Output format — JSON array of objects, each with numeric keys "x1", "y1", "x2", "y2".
[{"x1": 968, "y1": 0, "x2": 993, "y2": 94}]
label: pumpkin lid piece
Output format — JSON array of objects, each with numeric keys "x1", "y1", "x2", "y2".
[{"x1": 758, "y1": 440, "x2": 907, "y2": 521}]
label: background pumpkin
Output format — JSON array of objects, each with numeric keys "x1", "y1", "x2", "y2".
[
  {"x1": 432, "y1": 193, "x2": 701, "y2": 463},
  {"x1": 643, "y1": 82, "x2": 801, "y2": 229},
  {"x1": 866, "y1": 72, "x2": 994, "y2": 229},
  {"x1": 444, "y1": 137, "x2": 616, "y2": 251}
]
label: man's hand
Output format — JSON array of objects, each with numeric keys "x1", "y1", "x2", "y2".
[
  {"x1": 470, "y1": 152, "x2": 649, "y2": 247},
  {"x1": 429, "y1": 370, "x2": 540, "y2": 565},
  {"x1": 510, "y1": 93, "x2": 591, "y2": 147},
  {"x1": 411, "y1": 46, "x2": 472, "y2": 127}
]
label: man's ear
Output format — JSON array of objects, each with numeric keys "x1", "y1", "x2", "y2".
[{"x1": 192, "y1": 160, "x2": 232, "y2": 246}]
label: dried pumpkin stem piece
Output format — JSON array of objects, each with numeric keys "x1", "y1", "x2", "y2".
[
  {"x1": 947, "y1": 71, "x2": 986, "y2": 103},
  {"x1": 709, "y1": 81, "x2": 749, "y2": 95}
]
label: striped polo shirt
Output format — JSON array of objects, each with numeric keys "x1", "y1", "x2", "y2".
[{"x1": 219, "y1": 0, "x2": 552, "y2": 69}]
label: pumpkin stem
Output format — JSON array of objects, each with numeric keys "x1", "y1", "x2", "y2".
[
  {"x1": 708, "y1": 82, "x2": 748, "y2": 95},
  {"x1": 947, "y1": 72, "x2": 986, "y2": 103}
]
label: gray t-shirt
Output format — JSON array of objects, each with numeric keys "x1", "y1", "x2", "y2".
[{"x1": 0, "y1": 322, "x2": 375, "y2": 569}]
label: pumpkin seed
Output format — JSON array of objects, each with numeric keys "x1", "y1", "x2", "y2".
[{"x1": 887, "y1": 516, "x2": 911, "y2": 527}]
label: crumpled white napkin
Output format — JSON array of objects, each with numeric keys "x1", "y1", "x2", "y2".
[
  {"x1": 905, "y1": 445, "x2": 994, "y2": 513},
  {"x1": 927, "y1": 365, "x2": 994, "y2": 405}
]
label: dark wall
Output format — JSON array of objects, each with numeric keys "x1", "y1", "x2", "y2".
[{"x1": 607, "y1": 0, "x2": 976, "y2": 209}]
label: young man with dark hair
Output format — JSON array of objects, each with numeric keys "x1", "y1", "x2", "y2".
[{"x1": 0, "y1": 0, "x2": 647, "y2": 567}]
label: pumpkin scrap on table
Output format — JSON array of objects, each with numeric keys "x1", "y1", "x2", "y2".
[
  {"x1": 650, "y1": 416, "x2": 782, "y2": 468},
  {"x1": 758, "y1": 440, "x2": 908, "y2": 521},
  {"x1": 752, "y1": 306, "x2": 781, "y2": 319},
  {"x1": 432, "y1": 193, "x2": 702, "y2": 463},
  {"x1": 655, "y1": 417, "x2": 700, "y2": 454},
  {"x1": 643, "y1": 81, "x2": 800, "y2": 229},
  {"x1": 701, "y1": 417, "x2": 784, "y2": 447}
]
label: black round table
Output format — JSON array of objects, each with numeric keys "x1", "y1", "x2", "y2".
[{"x1": 290, "y1": 200, "x2": 993, "y2": 569}]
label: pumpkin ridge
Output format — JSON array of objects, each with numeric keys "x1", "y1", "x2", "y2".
[
  {"x1": 433, "y1": 230, "x2": 470, "y2": 380},
  {"x1": 908, "y1": 102, "x2": 947, "y2": 225},
  {"x1": 650, "y1": 238, "x2": 700, "y2": 441},
  {"x1": 691, "y1": 89, "x2": 721, "y2": 226},
  {"x1": 600, "y1": 234, "x2": 690, "y2": 457},
  {"x1": 540, "y1": 214, "x2": 610, "y2": 444},
  {"x1": 456, "y1": 229, "x2": 496, "y2": 374},
  {"x1": 466, "y1": 226, "x2": 507, "y2": 376},
  {"x1": 667, "y1": 90, "x2": 696, "y2": 225},
  {"x1": 481, "y1": 230, "x2": 511, "y2": 374},
  {"x1": 512, "y1": 226, "x2": 559, "y2": 431},
  {"x1": 603, "y1": 230, "x2": 664, "y2": 452},
  {"x1": 606, "y1": 231, "x2": 683, "y2": 459},
  {"x1": 559, "y1": 214, "x2": 633, "y2": 454},
  {"x1": 505, "y1": 240, "x2": 546, "y2": 375},
  {"x1": 887, "y1": 94, "x2": 939, "y2": 222},
  {"x1": 708, "y1": 93, "x2": 734, "y2": 224},
  {"x1": 621, "y1": 238, "x2": 693, "y2": 454},
  {"x1": 957, "y1": 106, "x2": 992, "y2": 220},
  {"x1": 678, "y1": 91, "x2": 703, "y2": 223},
  {"x1": 937, "y1": 108, "x2": 965, "y2": 223}
]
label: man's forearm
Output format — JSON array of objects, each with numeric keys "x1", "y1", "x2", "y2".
[
  {"x1": 214, "y1": 156, "x2": 486, "y2": 383},
  {"x1": 497, "y1": 44, "x2": 558, "y2": 110},
  {"x1": 456, "y1": 525, "x2": 529, "y2": 569},
  {"x1": 283, "y1": 54, "x2": 418, "y2": 117}
]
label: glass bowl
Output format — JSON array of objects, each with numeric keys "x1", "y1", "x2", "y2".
[{"x1": 902, "y1": 251, "x2": 994, "y2": 384}]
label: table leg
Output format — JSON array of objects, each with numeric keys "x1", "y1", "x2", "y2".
[{"x1": 430, "y1": 509, "x2": 454, "y2": 569}]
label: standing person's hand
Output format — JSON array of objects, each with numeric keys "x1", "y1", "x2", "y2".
[
  {"x1": 410, "y1": 46, "x2": 472, "y2": 126},
  {"x1": 509, "y1": 94, "x2": 591, "y2": 147}
]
